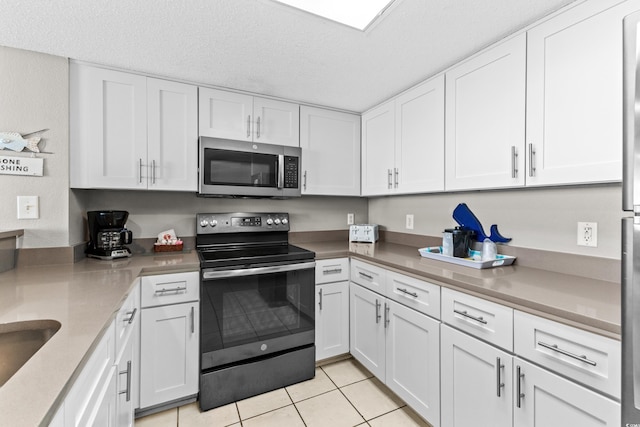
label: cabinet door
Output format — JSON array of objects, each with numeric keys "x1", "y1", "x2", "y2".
[
  {"x1": 253, "y1": 97, "x2": 300, "y2": 147},
  {"x1": 349, "y1": 283, "x2": 386, "y2": 380},
  {"x1": 139, "y1": 302, "x2": 199, "y2": 408},
  {"x1": 70, "y1": 64, "x2": 147, "y2": 189},
  {"x1": 147, "y1": 78, "x2": 198, "y2": 191},
  {"x1": 395, "y1": 74, "x2": 445, "y2": 193},
  {"x1": 315, "y1": 281, "x2": 350, "y2": 361},
  {"x1": 441, "y1": 325, "x2": 512, "y2": 427},
  {"x1": 198, "y1": 87, "x2": 253, "y2": 141},
  {"x1": 525, "y1": 0, "x2": 638, "y2": 186},
  {"x1": 445, "y1": 34, "x2": 526, "y2": 191},
  {"x1": 361, "y1": 101, "x2": 395, "y2": 196},
  {"x1": 116, "y1": 329, "x2": 135, "y2": 427},
  {"x1": 513, "y1": 359, "x2": 620, "y2": 427},
  {"x1": 83, "y1": 368, "x2": 117, "y2": 427},
  {"x1": 300, "y1": 106, "x2": 361, "y2": 196},
  {"x1": 385, "y1": 300, "x2": 440, "y2": 426}
]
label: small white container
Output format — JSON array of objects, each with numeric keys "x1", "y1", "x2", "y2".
[{"x1": 481, "y1": 238, "x2": 497, "y2": 261}]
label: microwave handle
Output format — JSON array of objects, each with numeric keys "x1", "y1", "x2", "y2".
[{"x1": 277, "y1": 155, "x2": 285, "y2": 189}]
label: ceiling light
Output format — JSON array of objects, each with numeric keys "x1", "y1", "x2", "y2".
[{"x1": 272, "y1": 0, "x2": 398, "y2": 31}]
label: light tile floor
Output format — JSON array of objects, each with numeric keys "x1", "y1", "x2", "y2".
[{"x1": 135, "y1": 358, "x2": 432, "y2": 427}]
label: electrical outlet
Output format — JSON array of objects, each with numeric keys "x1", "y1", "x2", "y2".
[
  {"x1": 17, "y1": 196, "x2": 39, "y2": 219},
  {"x1": 347, "y1": 213, "x2": 355, "y2": 225},
  {"x1": 406, "y1": 214, "x2": 414, "y2": 230},
  {"x1": 577, "y1": 222, "x2": 598, "y2": 247}
]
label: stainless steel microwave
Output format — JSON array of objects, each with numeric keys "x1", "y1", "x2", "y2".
[{"x1": 198, "y1": 137, "x2": 302, "y2": 198}]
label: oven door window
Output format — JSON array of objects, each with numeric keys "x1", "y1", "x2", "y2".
[
  {"x1": 201, "y1": 267, "x2": 314, "y2": 356},
  {"x1": 203, "y1": 148, "x2": 279, "y2": 187}
]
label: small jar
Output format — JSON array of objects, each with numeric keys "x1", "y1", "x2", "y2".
[{"x1": 481, "y1": 238, "x2": 497, "y2": 261}]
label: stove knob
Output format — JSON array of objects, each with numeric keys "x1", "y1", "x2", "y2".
[
  {"x1": 266, "y1": 218, "x2": 274, "y2": 225},
  {"x1": 200, "y1": 219, "x2": 209, "y2": 227},
  {"x1": 282, "y1": 218, "x2": 289, "y2": 225},
  {"x1": 209, "y1": 220, "x2": 218, "y2": 227},
  {"x1": 274, "y1": 218, "x2": 281, "y2": 225}
]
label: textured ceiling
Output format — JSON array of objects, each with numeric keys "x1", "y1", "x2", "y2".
[{"x1": 0, "y1": 0, "x2": 576, "y2": 112}]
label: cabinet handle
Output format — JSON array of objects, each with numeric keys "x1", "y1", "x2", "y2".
[
  {"x1": 152, "y1": 160, "x2": 156, "y2": 184},
  {"x1": 384, "y1": 302, "x2": 390, "y2": 328},
  {"x1": 375, "y1": 299, "x2": 381, "y2": 324},
  {"x1": 387, "y1": 169, "x2": 393, "y2": 189},
  {"x1": 247, "y1": 115, "x2": 251, "y2": 138},
  {"x1": 537, "y1": 341, "x2": 597, "y2": 366},
  {"x1": 496, "y1": 357, "x2": 505, "y2": 397},
  {"x1": 516, "y1": 365, "x2": 525, "y2": 408},
  {"x1": 359, "y1": 272, "x2": 374, "y2": 280},
  {"x1": 453, "y1": 309, "x2": 488, "y2": 324},
  {"x1": 396, "y1": 287, "x2": 418, "y2": 298},
  {"x1": 139, "y1": 158, "x2": 143, "y2": 184},
  {"x1": 119, "y1": 360, "x2": 132, "y2": 402},
  {"x1": 125, "y1": 308, "x2": 137, "y2": 324},
  {"x1": 257, "y1": 116, "x2": 261, "y2": 139},
  {"x1": 155, "y1": 286, "x2": 187, "y2": 294},
  {"x1": 528, "y1": 143, "x2": 536, "y2": 177},
  {"x1": 303, "y1": 170, "x2": 307, "y2": 191},
  {"x1": 191, "y1": 306, "x2": 195, "y2": 334},
  {"x1": 511, "y1": 146, "x2": 518, "y2": 178},
  {"x1": 318, "y1": 288, "x2": 323, "y2": 310},
  {"x1": 394, "y1": 168, "x2": 399, "y2": 188},
  {"x1": 323, "y1": 268, "x2": 342, "y2": 275}
]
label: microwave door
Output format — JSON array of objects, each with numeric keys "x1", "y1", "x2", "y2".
[
  {"x1": 623, "y1": 217, "x2": 640, "y2": 424},
  {"x1": 623, "y1": 10, "x2": 640, "y2": 211}
]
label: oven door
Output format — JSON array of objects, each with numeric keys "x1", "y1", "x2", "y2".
[{"x1": 200, "y1": 261, "x2": 315, "y2": 371}]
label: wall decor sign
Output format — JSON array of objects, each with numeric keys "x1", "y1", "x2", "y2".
[{"x1": 0, "y1": 155, "x2": 44, "y2": 176}]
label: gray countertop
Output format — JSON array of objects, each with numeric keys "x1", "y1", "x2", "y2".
[
  {"x1": 0, "y1": 239, "x2": 621, "y2": 426},
  {"x1": 0, "y1": 251, "x2": 199, "y2": 427}
]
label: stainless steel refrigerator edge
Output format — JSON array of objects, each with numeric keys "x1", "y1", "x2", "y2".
[{"x1": 622, "y1": 9, "x2": 640, "y2": 424}]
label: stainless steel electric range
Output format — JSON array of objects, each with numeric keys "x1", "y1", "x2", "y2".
[{"x1": 196, "y1": 212, "x2": 316, "y2": 411}]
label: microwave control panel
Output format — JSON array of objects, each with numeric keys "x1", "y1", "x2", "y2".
[{"x1": 284, "y1": 156, "x2": 299, "y2": 189}]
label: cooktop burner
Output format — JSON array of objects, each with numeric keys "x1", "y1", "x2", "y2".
[{"x1": 198, "y1": 244, "x2": 314, "y2": 269}]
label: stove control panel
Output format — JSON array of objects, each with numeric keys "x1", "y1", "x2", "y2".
[{"x1": 196, "y1": 213, "x2": 290, "y2": 234}]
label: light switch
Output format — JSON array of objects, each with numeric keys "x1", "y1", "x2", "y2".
[{"x1": 17, "y1": 196, "x2": 39, "y2": 219}]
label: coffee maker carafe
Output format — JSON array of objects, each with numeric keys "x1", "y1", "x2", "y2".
[{"x1": 86, "y1": 210, "x2": 133, "y2": 260}]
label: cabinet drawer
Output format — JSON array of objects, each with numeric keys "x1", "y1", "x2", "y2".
[
  {"x1": 140, "y1": 271, "x2": 199, "y2": 308},
  {"x1": 114, "y1": 281, "x2": 139, "y2": 359},
  {"x1": 514, "y1": 310, "x2": 620, "y2": 399},
  {"x1": 315, "y1": 258, "x2": 350, "y2": 284},
  {"x1": 350, "y1": 259, "x2": 386, "y2": 294},
  {"x1": 441, "y1": 288, "x2": 513, "y2": 351},
  {"x1": 386, "y1": 271, "x2": 441, "y2": 319}
]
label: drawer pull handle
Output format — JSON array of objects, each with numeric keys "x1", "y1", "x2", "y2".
[
  {"x1": 318, "y1": 288, "x2": 323, "y2": 310},
  {"x1": 323, "y1": 268, "x2": 342, "y2": 275},
  {"x1": 359, "y1": 272, "x2": 374, "y2": 280},
  {"x1": 396, "y1": 287, "x2": 418, "y2": 298},
  {"x1": 375, "y1": 299, "x2": 381, "y2": 324},
  {"x1": 516, "y1": 365, "x2": 525, "y2": 408},
  {"x1": 125, "y1": 307, "x2": 137, "y2": 324},
  {"x1": 191, "y1": 306, "x2": 195, "y2": 334},
  {"x1": 453, "y1": 309, "x2": 488, "y2": 325},
  {"x1": 496, "y1": 357, "x2": 505, "y2": 397},
  {"x1": 155, "y1": 286, "x2": 187, "y2": 294},
  {"x1": 537, "y1": 341, "x2": 597, "y2": 366}
]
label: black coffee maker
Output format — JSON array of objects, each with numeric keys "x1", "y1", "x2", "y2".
[{"x1": 86, "y1": 210, "x2": 133, "y2": 260}]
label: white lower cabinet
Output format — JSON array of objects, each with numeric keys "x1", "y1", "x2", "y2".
[
  {"x1": 315, "y1": 258, "x2": 350, "y2": 361},
  {"x1": 441, "y1": 324, "x2": 513, "y2": 427},
  {"x1": 139, "y1": 272, "x2": 199, "y2": 410},
  {"x1": 350, "y1": 277, "x2": 440, "y2": 426}
]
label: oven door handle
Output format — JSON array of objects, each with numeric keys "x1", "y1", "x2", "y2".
[{"x1": 202, "y1": 261, "x2": 316, "y2": 279}]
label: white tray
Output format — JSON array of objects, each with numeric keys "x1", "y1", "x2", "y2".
[{"x1": 418, "y1": 246, "x2": 516, "y2": 269}]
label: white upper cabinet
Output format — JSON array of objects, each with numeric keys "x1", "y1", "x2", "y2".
[
  {"x1": 300, "y1": 106, "x2": 360, "y2": 196},
  {"x1": 70, "y1": 64, "x2": 197, "y2": 191},
  {"x1": 445, "y1": 33, "x2": 527, "y2": 191},
  {"x1": 199, "y1": 87, "x2": 300, "y2": 147},
  {"x1": 525, "y1": 0, "x2": 639, "y2": 186},
  {"x1": 362, "y1": 74, "x2": 445, "y2": 196}
]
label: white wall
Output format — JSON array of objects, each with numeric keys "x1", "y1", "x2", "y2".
[
  {"x1": 0, "y1": 46, "x2": 69, "y2": 248},
  {"x1": 368, "y1": 184, "x2": 625, "y2": 259}
]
